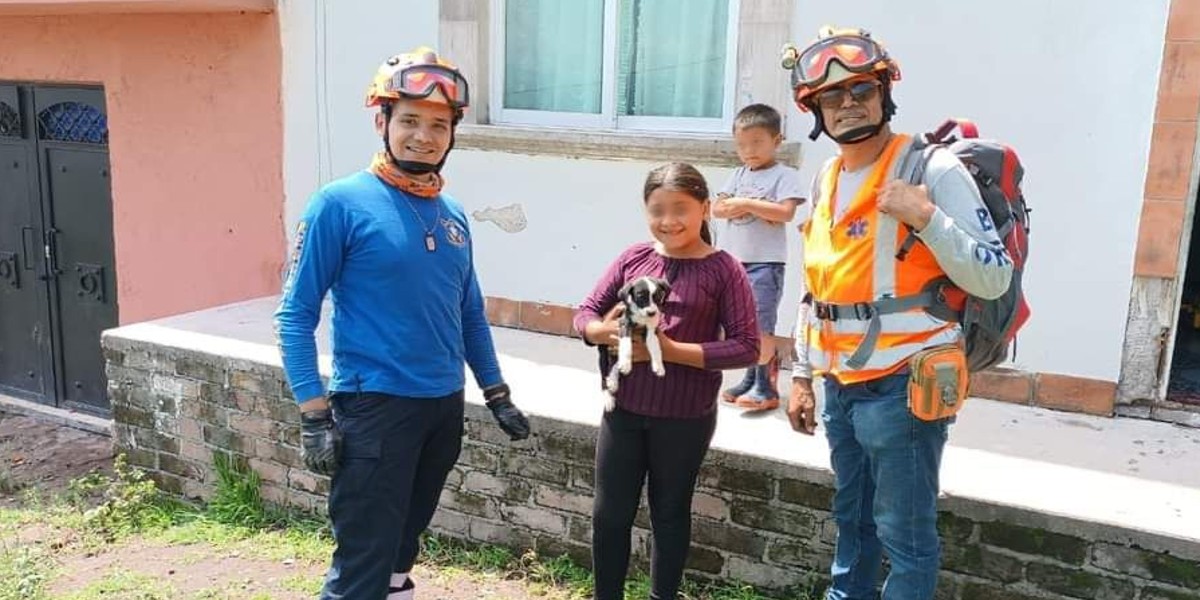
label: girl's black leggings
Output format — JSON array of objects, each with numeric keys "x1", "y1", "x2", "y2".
[{"x1": 591, "y1": 407, "x2": 717, "y2": 600}]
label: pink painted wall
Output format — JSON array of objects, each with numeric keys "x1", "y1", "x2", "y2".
[
  {"x1": 0, "y1": 0, "x2": 274, "y2": 15},
  {"x1": 0, "y1": 12, "x2": 284, "y2": 324}
]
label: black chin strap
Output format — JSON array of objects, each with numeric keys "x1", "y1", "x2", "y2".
[
  {"x1": 808, "y1": 109, "x2": 885, "y2": 144},
  {"x1": 832, "y1": 123, "x2": 885, "y2": 145},
  {"x1": 808, "y1": 110, "x2": 826, "y2": 141},
  {"x1": 392, "y1": 158, "x2": 439, "y2": 174}
]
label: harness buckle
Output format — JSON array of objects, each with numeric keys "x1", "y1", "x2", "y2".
[
  {"x1": 815, "y1": 303, "x2": 835, "y2": 321},
  {"x1": 814, "y1": 301, "x2": 876, "y2": 321},
  {"x1": 852, "y1": 302, "x2": 875, "y2": 320}
]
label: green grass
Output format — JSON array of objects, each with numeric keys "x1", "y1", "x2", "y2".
[
  {"x1": 280, "y1": 572, "x2": 325, "y2": 595},
  {"x1": 145, "y1": 516, "x2": 332, "y2": 563},
  {"x1": 0, "y1": 452, "x2": 816, "y2": 599},
  {"x1": 0, "y1": 466, "x2": 23, "y2": 496},
  {"x1": 415, "y1": 532, "x2": 814, "y2": 600},
  {"x1": 69, "y1": 455, "x2": 192, "y2": 541},
  {"x1": 0, "y1": 506, "x2": 37, "y2": 529},
  {"x1": 207, "y1": 453, "x2": 270, "y2": 529},
  {"x1": 525, "y1": 553, "x2": 594, "y2": 596},
  {"x1": 58, "y1": 568, "x2": 177, "y2": 600},
  {"x1": 191, "y1": 578, "x2": 276, "y2": 600},
  {"x1": 0, "y1": 542, "x2": 51, "y2": 600}
]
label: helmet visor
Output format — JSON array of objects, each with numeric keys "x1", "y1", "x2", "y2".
[
  {"x1": 793, "y1": 35, "x2": 885, "y2": 88},
  {"x1": 388, "y1": 65, "x2": 470, "y2": 108}
]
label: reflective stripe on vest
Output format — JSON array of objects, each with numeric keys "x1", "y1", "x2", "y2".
[{"x1": 802, "y1": 134, "x2": 957, "y2": 384}]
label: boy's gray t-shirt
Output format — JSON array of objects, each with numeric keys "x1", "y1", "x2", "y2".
[{"x1": 715, "y1": 163, "x2": 805, "y2": 264}]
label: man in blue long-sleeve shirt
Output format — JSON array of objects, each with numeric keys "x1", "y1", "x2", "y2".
[{"x1": 274, "y1": 47, "x2": 530, "y2": 600}]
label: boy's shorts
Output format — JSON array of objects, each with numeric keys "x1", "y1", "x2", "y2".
[{"x1": 744, "y1": 262, "x2": 785, "y2": 335}]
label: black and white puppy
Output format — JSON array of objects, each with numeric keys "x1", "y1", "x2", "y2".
[{"x1": 604, "y1": 276, "x2": 671, "y2": 409}]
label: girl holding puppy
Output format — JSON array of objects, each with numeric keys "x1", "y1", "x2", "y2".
[{"x1": 573, "y1": 162, "x2": 760, "y2": 599}]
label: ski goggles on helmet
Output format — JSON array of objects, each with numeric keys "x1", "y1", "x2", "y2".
[
  {"x1": 788, "y1": 34, "x2": 888, "y2": 89},
  {"x1": 388, "y1": 64, "x2": 470, "y2": 108}
]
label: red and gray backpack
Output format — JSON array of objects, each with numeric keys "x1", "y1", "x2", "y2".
[{"x1": 898, "y1": 118, "x2": 1031, "y2": 372}]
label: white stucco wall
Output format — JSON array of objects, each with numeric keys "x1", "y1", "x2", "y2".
[
  {"x1": 280, "y1": 0, "x2": 1172, "y2": 383},
  {"x1": 442, "y1": 151, "x2": 740, "y2": 307},
  {"x1": 786, "y1": 0, "x2": 1169, "y2": 381},
  {"x1": 279, "y1": 0, "x2": 438, "y2": 235}
]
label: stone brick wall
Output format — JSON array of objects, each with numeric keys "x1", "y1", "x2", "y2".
[
  {"x1": 103, "y1": 341, "x2": 326, "y2": 513},
  {"x1": 103, "y1": 333, "x2": 1200, "y2": 599}
]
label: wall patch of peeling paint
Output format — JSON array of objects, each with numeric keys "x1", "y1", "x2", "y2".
[{"x1": 472, "y1": 203, "x2": 527, "y2": 233}]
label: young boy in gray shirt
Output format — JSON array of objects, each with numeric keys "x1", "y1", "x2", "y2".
[{"x1": 713, "y1": 103, "x2": 806, "y2": 411}]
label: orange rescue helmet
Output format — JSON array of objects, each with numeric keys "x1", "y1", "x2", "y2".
[{"x1": 365, "y1": 46, "x2": 470, "y2": 118}]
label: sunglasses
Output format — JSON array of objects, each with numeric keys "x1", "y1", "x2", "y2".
[{"x1": 814, "y1": 80, "x2": 881, "y2": 110}]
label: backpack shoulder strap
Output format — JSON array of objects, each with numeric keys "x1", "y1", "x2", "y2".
[
  {"x1": 895, "y1": 140, "x2": 941, "y2": 261},
  {"x1": 899, "y1": 138, "x2": 933, "y2": 185}
]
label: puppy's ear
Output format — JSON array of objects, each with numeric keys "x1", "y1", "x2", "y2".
[
  {"x1": 652, "y1": 278, "x2": 671, "y2": 299},
  {"x1": 617, "y1": 280, "x2": 633, "y2": 301}
]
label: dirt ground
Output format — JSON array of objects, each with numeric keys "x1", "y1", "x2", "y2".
[
  {"x1": 0, "y1": 411, "x2": 575, "y2": 600},
  {"x1": 0, "y1": 413, "x2": 114, "y2": 501}
]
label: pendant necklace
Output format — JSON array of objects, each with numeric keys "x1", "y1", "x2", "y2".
[{"x1": 400, "y1": 193, "x2": 442, "y2": 252}]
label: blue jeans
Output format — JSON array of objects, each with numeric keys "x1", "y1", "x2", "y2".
[
  {"x1": 822, "y1": 372, "x2": 950, "y2": 600},
  {"x1": 743, "y1": 262, "x2": 785, "y2": 335}
]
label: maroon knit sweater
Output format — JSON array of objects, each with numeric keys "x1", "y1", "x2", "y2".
[{"x1": 573, "y1": 243, "x2": 760, "y2": 418}]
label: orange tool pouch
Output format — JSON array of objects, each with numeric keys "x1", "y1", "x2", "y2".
[{"x1": 907, "y1": 345, "x2": 968, "y2": 421}]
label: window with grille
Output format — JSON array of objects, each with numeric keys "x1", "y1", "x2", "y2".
[
  {"x1": 0, "y1": 102, "x2": 19, "y2": 138},
  {"x1": 37, "y1": 102, "x2": 108, "y2": 145}
]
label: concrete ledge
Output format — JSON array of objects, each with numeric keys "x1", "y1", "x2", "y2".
[
  {"x1": 456, "y1": 123, "x2": 803, "y2": 169},
  {"x1": 0, "y1": 394, "x2": 112, "y2": 437}
]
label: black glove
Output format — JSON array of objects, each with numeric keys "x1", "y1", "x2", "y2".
[
  {"x1": 300, "y1": 408, "x2": 342, "y2": 475},
  {"x1": 483, "y1": 383, "x2": 531, "y2": 441}
]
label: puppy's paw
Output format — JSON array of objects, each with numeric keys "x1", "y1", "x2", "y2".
[
  {"x1": 618, "y1": 360, "x2": 632, "y2": 375},
  {"x1": 603, "y1": 394, "x2": 616, "y2": 412},
  {"x1": 652, "y1": 362, "x2": 666, "y2": 377}
]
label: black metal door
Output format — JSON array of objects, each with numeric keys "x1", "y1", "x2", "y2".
[
  {"x1": 34, "y1": 87, "x2": 116, "y2": 414},
  {"x1": 0, "y1": 85, "x2": 53, "y2": 402},
  {"x1": 0, "y1": 83, "x2": 115, "y2": 413}
]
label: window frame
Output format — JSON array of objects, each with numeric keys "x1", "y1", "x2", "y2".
[{"x1": 488, "y1": 0, "x2": 741, "y2": 134}]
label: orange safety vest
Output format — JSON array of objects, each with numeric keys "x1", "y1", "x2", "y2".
[{"x1": 802, "y1": 134, "x2": 958, "y2": 384}]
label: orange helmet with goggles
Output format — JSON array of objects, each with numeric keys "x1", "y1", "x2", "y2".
[
  {"x1": 365, "y1": 46, "x2": 470, "y2": 117},
  {"x1": 782, "y1": 26, "x2": 900, "y2": 113}
]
